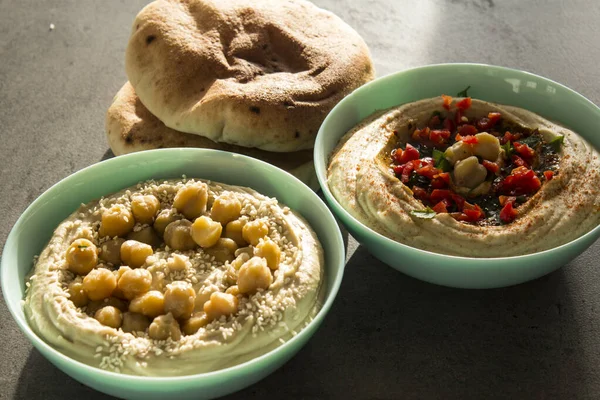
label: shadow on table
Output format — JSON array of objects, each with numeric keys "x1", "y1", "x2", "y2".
[
  {"x1": 16, "y1": 351, "x2": 115, "y2": 400},
  {"x1": 224, "y1": 245, "x2": 587, "y2": 399},
  {"x1": 101, "y1": 149, "x2": 115, "y2": 162}
]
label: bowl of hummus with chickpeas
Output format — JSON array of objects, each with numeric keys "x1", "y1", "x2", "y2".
[{"x1": 2, "y1": 148, "x2": 345, "y2": 400}]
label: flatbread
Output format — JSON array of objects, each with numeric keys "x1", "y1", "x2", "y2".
[
  {"x1": 125, "y1": 0, "x2": 374, "y2": 152},
  {"x1": 106, "y1": 82, "x2": 318, "y2": 189}
]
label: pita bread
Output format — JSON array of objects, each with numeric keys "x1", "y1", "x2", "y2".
[
  {"x1": 106, "y1": 82, "x2": 318, "y2": 189},
  {"x1": 125, "y1": 0, "x2": 374, "y2": 152}
]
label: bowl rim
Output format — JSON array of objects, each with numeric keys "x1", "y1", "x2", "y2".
[
  {"x1": 314, "y1": 62, "x2": 600, "y2": 262},
  {"x1": 1, "y1": 147, "x2": 346, "y2": 382}
]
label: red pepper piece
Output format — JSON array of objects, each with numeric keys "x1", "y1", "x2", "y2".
[
  {"x1": 544, "y1": 170, "x2": 554, "y2": 181},
  {"x1": 432, "y1": 200, "x2": 450, "y2": 214},
  {"x1": 500, "y1": 200, "x2": 518, "y2": 224},
  {"x1": 431, "y1": 172, "x2": 450, "y2": 189},
  {"x1": 416, "y1": 164, "x2": 441, "y2": 179},
  {"x1": 482, "y1": 160, "x2": 500, "y2": 174},
  {"x1": 442, "y1": 95, "x2": 452, "y2": 110},
  {"x1": 514, "y1": 142, "x2": 535, "y2": 162},
  {"x1": 412, "y1": 186, "x2": 429, "y2": 201},
  {"x1": 498, "y1": 167, "x2": 541, "y2": 196},
  {"x1": 458, "y1": 124, "x2": 478, "y2": 136},
  {"x1": 430, "y1": 189, "x2": 453, "y2": 205},
  {"x1": 395, "y1": 143, "x2": 420, "y2": 164},
  {"x1": 430, "y1": 129, "x2": 451, "y2": 145},
  {"x1": 443, "y1": 117, "x2": 455, "y2": 132},
  {"x1": 461, "y1": 135, "x2": 479, "y2": 144},
  {"x1": 511, "y1": 155, "x2": 528, "y2": 168},
  {"x1": 456, "y1": 97, "x2": 472, "y2": 110},
  {"x1": 428, "y1": 115, "x2": 442, "y2": 128},
  {"x1": 477, "y1": 112, "x2": 502, "y2": 131}
]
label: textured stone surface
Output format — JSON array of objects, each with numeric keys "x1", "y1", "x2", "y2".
[{"x1": 1, "y1": 0, "x2": 600, "y2": 399}]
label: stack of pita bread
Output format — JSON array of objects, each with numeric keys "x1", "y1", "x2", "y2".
[{"x1": 106, "y1": 0, "x2": 374, "y2": 188}]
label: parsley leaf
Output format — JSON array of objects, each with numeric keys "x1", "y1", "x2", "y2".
[
  {"x1": 456, "y1": 85, "x2": 471, "y2": 97},
  {"x1": 549, "y1": 135, "x2": 564, "y2": 151},
  {"x1": 432, "y1": 149, "x2": 452, "y2": 172},
  {"x1": 77, "y1": 245, "x2": 88, "y2": 249},
  {"x1": 502, "y1": 142, "x2": 513, "y2": 158},
  {"x1": 410, "y1": 207, "x2": 437, "y2": 219}
]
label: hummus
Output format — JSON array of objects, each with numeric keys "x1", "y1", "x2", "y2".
[
  {"x1": 327, "y1": 96, "x2": 600, "y2": 257},
  {"x1": 24, "y1": 178, "x2": 324, "y2": 375}
]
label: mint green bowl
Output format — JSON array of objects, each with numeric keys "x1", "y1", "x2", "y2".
[
  {"x1": 315, "y1": 63, "x2": 600, "y2": 289},
  {"x1": 1, "y1": 148, "x2": 345, "y2": 399}
]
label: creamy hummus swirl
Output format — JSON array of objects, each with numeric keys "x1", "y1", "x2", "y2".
[
  {"x1": 327, "y1": 98, "x2": 600, "y2": 257},
  {"x1": 24, "y1": 178, "x2": 324, "y2": 375}
]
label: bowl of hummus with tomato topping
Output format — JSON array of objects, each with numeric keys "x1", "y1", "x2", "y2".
[
  {"x1": 1, "y1": 148, "x2": 345, "y2": 400},
  {"x1": 315, "y1": 63, "x2": 600, "y2": 288}
]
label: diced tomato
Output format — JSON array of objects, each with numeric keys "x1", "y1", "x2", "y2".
[
  {"x1": 396, "y1": 143, "x2": 420, "y2": 164},
  {"x1": 412, "y1": 186, "x2": 429, "y2": 201},
  {"x1": 482, "y1": 160, "x2": 499, "y2": 174},
  {"x1": 401, "y1": 162, "x2": 414, "y2": 184},
  {"x1": 544, "y1": 170, "x2": 554, "y2": 181},
  {"x1": 442, "y1": 95, "x2": 452, "y2": 110},
  {"x1": 461, "y1": 135, "x2": 479, "y2": 144},
  {"x1": 411, "y1": 126, "x2": 430, "y2": 141},
  {"x1": 499, "y1": 200, "x2": 518, "y2": 224},
  {"x1": 430, "y1": 189, "x2": 453, "y2": 205},
  {"x1": 432, "y1": 200, "x2": 450, "y2": 214},
  {"x1": 416, "y1": 164, "x2": 441, "y2": 179},
  {"x1": 477, "y1": 112, "x2": 502, "y2": 131},
  {"x1": 501, "y1": 131, "x2": 522, "y2": 144},
  {"x1": 451, "y1": 193, "x2": 466, "y2": 210},
  {"x1": 458, "y1": 124, "x2": 478, "y2": 136},
  {"x1": 498, "y1": 195, "x2": 516, "y2": 206},
  {"x1": 511, "y1": 155, "x2": 528, "y2": 168},
  {"x1": 450, "y1": 212, "x2": 470, "y2": 222},
  {"x1": 428, "y1": 115, "x2": 442, "y2": 128},
  {"x1": 431, "y1": 172, "x2": 451, "y2": 189},
  {"x1": 498, "y1": 167, "x2": 541, "y2": 196},
  {"x1": 430, "y1": 129, "x2": 451, "y2": 145},
  {"x1": 514, "y1": 142, "x2": 535, "y2": 161},
  {"x1": 456, "y1": 97, "x2": 472, "y2": 111},
  {"x1": 443, "y1": 117, "x2": 455, "y2": 132},
  {"x1": 463, "y1": 204, "x2": 485, "y2": 222}
]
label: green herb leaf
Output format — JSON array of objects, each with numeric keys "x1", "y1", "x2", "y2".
[
  {"x1": 432, "y1": 149, "x2": 452, "y2": 172},
  {"x1": 410, "y1": 207, "x2": 437, "y2": 219},
  {"x1": 518, "y1": 135, "x2": 540, "y2": 148},
  {"x1": 456, "y1": 85, "x2": 471, "y2": 97},
  {"x1": 77, "y1": 245, "x2": 88, "y2": 249},
  {"x1": 549, "y1": 135, "x2": 564, "y2": 151},
  {"x1": 502, "y1": 142, "x2": 513, "y2": 158}
]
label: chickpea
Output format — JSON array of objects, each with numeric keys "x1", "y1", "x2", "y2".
[
  {"x1": 225, "y1": 285, "x2": 240, "y2": 296},
  {"x1": 121, "y1": 312, "x2": 151, "y2": 334},
  {"x1": 473, "y1": 132, "x2": 501, "y2": 161},
  {"x1": 99, "y1": 238, "x2": 125, "y2": 266},
  {"x1": 66, "y1": 238, "x2": 98, "y2": 275},
  {"x1": 173, "y1": 183, "x2": 208, "y2": 220},
  {"x1": 153, "y1": 208, "x2": 183, "y2": 236},
  {"x1": 164, "y1": 220, "x2": 197, "y2": 251},
  {"x1": 167, "y1": 254, "x2": 189, "y2": 271},
  {"x1": 205, "y1": 238, "x2": 238, "y2": 263},
  {"x1": 148, "y1": 313, "x2": 181, "y2": 341},
  {"x1": 242, "y1": 219, "x2": 269, "y2": 246},
  {"x1": 94, "y1": 306, "x2": 123, "y2": 329},
  {"x1": 237, "y1": 257, "x2": 273, "y2": 294},
  {"x1": 203, "y1": 292, "x2": 239, "y2": 321},
  {"x1": 68, "y1": 281, "x2": 89, "y2": 308},
  {"x1": 453, "y1": 156, "x2": 488, "y2": 189},
  {"x1": 117, "y1": 268, "x2": 152, "y2": 300},
  {"x1": 224, "y1": 264, "x2": 239, "y2": 286},
  {"x1": 444, "y1": 140, "x2": 474, "y2": 165},
  {"x1": 112, "y1": 266, "x2": 131, "y2": 299},
  {"x1": 194, "y1": 285, "x2": 219, "y2": 311},
  {"x1": 86, "y1": 297, "x2": 128, "y2": 315},
  {"x1": 99, "y1": 204, "x2": 135, "y2": 238},
  {"x1": 210, "y1": 193, "x2": 242, "y2": 225},
  {"x1": 224, "y1": 219, "x2": 247, "y2": 247},
  {"x1": 190, "y1": 216, "x2": 222, "y2": 248},
  {"x1": 164, "y1": 281, "x2": 196, "y2": 320},
  {"x1": 130, "y1": 195, "x2": 160, "y2": 224},
  {"x1": 181, "y1": 312, "x2": 209, "y2": 335},
  {"x1": 120, "y1": 240, "x2": 153, "y2": 268},
  {"x1": 129, "y1": 290, "x2": 165, "y2": 318},
  {"x1": 127, "y1": 226, "x2": 162, "y2": 248},
  {"x1": 82, "y1": 268, "x2": 117, "y2": 301},
  {"x1": 254, "y1": 238, "x2": 281, "y2": 270},
  {"x1": 231, "y1": 252, "x2": 250, "y2": 271}
]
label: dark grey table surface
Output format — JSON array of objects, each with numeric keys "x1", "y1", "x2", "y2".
[{"x1": 1, "y1": 0, "x2": 600, "y2": 399}]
